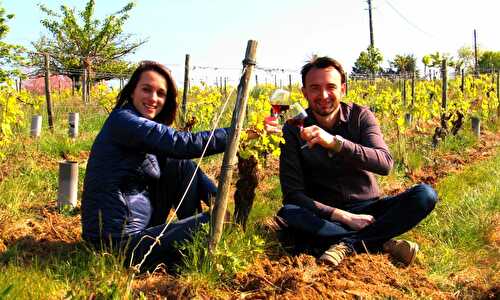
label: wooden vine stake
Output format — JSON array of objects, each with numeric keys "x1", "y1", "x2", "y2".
[
  {"x1": 440, "y1": 59, "x2": 448, "y2": 128},
  {"x1": 497, "y1": 71, "x2": 499, "y2": 118},
  {"x1": 209, "y1": 40, "x2": 258, "y2": 252},
  {"x1": 44, "y1": 53, "x2": 54, "y2": 132},
  {"x1": 181, "y1": 54, "x2": 190, "y2": 126}
]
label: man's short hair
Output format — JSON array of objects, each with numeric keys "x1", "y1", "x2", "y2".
[{"x1": 301, "y1": 56, "x2": 346, "y2": 86}]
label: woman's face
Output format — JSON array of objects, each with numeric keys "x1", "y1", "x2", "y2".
[{"x1": 131, "y1": 70, "x2": 167, "y2": 120}]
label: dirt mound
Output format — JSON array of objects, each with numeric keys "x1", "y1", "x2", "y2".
[
  {"x1": 133, "y1": 272, "x2": 216, "y2": 300},
  {"x1": 133, "y1": 253, "x2": 453, "y2": 299},
  {"x1": 0, "y1": 205, "x2": 81, "y2": 261},
  {"x1": 232, "y1": 254, "x2": 451, "y2": 299}
]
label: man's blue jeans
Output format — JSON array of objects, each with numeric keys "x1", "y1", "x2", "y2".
[{"x1": 277, "y1": 184, "x2": 438, "y2": 254}]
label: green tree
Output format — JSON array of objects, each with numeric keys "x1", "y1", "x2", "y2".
[
  {"x1": 428, "y1": 51, "x2": 454, "y2": 68},
  {"x1": 389, "y1": 54, "x2": 416, "y2": 75},
  {"x1": 422, "y1": 55, "x2": 431, "y2": 79},
  {"x1": 352, "y1": 46, "x2": 383, "y2": 75},
  {"x1": 456, "y1": 46, "x2": 475, "y2": 73},
  {"x1": 478, "y1": 50, "x2": 500, "y2": 71},
  {"x1": 422, "y1": 52, "x2": 455, "y2": 80},
  {"x1": 33, "y1": 0, "x2": 145, "y2": 100},
  {"x1": 0, "y1": 4, "x2": 24, "y2": 83}
]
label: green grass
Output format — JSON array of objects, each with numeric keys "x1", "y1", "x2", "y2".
[
  {"x1": 0, "y1": 243, "x2": 135, "y2": 299},
  {"x1": 407, "y1": 146, "x2": 500, "y2": 282},
  {"x1": 173, "y1": 173, "x2": 282, "y2": 289},
  {"x1": 0, "y1": 165, "x2": 57, "y2": 216},
  {"x1": 174, "y1": 222, "x2": 266, "y2": 286},
  {"x1": 437, "y1": 129, "x2": 477, "y2": 154}
]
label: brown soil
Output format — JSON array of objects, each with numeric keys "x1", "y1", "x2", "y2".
[
  {"x1": 0, "y1": 205, "x2": 81, "y2": 264},
  {"x1": 132, "y1": 253, "x2": 453, "y2": 299}
]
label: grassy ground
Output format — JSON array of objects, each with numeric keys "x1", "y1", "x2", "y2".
[
  {"x1": 410, "y1": 149, "x2": 500, "y2": 297},
  {"x1": 0, "y1": 101, "x2": 499, "y2": 298}
]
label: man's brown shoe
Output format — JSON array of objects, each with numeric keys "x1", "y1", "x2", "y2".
[
  {"x1": 319, "y1": 242, "x2": 353, "y2": 267},
  {"x1": 383, "y1": 239, "x2": 419, "y2": 266}
]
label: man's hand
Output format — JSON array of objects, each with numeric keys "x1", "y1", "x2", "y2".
[
  {"x1": 300, "y1": 125, "x2": 335, "y2": 150},
  {"x1": 331, "y1": 208, "x2": 375, "y2": 231},
  {"x1": 343, "y1": 212, "x2": 375, "y2": 230}
]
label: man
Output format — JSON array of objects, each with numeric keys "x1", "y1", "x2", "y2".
[{"x1": 277, "y1": 56, "x2": 437, "y2": 267}]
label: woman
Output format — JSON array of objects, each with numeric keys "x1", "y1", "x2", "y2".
[{"x1": 82, "y1": 61, "x2": 267, "y2": 271}]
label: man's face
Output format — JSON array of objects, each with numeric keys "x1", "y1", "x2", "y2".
[{"x1": 301, "y1": 66, "x2": 345, "y2": 117}]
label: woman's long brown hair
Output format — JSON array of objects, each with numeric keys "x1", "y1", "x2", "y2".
[{"x1": 115, "y1": 61, "x2": 178, "y2": 125}]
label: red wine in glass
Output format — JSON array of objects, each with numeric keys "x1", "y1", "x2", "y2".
[
  {"x1": 270, "y1": 89, "x2": 290, "y2": 118},
  {"x1": 286, "y1": 117, "x2": 305, "y2": 128},
  {"x1": 271, "y1": 104, "x2": 290, "y2": 116}
]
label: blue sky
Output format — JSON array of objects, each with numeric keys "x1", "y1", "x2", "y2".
[{"x1": 3, "y1": 0, "x2": 500, "y2": 85}]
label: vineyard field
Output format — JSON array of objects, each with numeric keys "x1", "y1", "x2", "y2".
[{"x1": 0, "y1": 77, "x2": 499, "y2": 299}]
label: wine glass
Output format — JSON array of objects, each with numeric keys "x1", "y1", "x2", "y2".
[
  {"x1": 285, "y1": 102, "x2": 307, "y2": 129},
  {"x1": 269, "y1": 89, "x2": 291, "y2": 119},
  {"x1": 284, "y1": 103, "x2": 309, "y2": 149}
]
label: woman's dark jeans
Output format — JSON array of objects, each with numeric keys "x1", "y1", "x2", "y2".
[
  {"x1": 277, "y1": 184, "x2": 438, "y2": 254},
  {"x1": 88, "y1": 158, "x2": 216, "y2": 272}
]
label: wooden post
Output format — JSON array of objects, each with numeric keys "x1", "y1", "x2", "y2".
[
  {"x1": 474, "y1": 29, "x2": 479, "y2": 75},
  {"x1": 497, "y1": 71, "x2": 500, "y2": 118},
  {"x1": 368, "y1": 0, "x2": 374, "y2": 47},
  {"x1": 461, "y1": 68, "x2": 465, "y2": 92},
  {"x1": 87, "y1": 68, "x2": 91, "y2": 104},
  {"x1": 182, "y1": 54, "x2": 190, "y2": 126},
  {"x1": 441, "y1": 59, "x2": 448, "y2": 127},
  {"x1": 82, "y1": 67, "x2": 88, "y2": 104},
  {"x1": 224, "y1": 77, "x2": 227, "y2": 97},
  {"x1": 402, "y1": 76, "x2": 407, "y2": 107},
  {"x1": 209, "y1": 40, "x2": 258, "y2": 251},
  {"x1": 274, "y1": 74, "x2": 277, "y2": 88},
  {"x1": 288, "y1": 74, "x2": 292, "y2": 92},
  {"x1": 44, "y1": 53, "x2": 54, "y2": 132},
  {"x1": 411, "y1": 72, "x2": 415, "y2": 108},
  {"x1": 255, "y1": 74, "x2": 258, "y2": 87},
  {"x1": 345, "y1": 75, "x2": 348, "y2": 96}
]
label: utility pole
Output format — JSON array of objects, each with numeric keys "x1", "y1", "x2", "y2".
[
  {"x1": 368, "y1": 0, "x2": 374, "y2": 47},
  {"x1": 474, "y1": 29, "x2": 479, "y2": 75}
]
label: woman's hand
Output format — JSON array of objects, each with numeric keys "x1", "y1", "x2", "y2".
[
  {"x1": 245, "y1": 116, "x2": 281, "y2": 140},
  {"x1": 264, "y1": 116, "x2": 282, "y2": 134}
]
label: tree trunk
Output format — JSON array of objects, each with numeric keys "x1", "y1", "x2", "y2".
[{"x1": 234, "y1": 154, "x2": 258, "y2": 230}]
